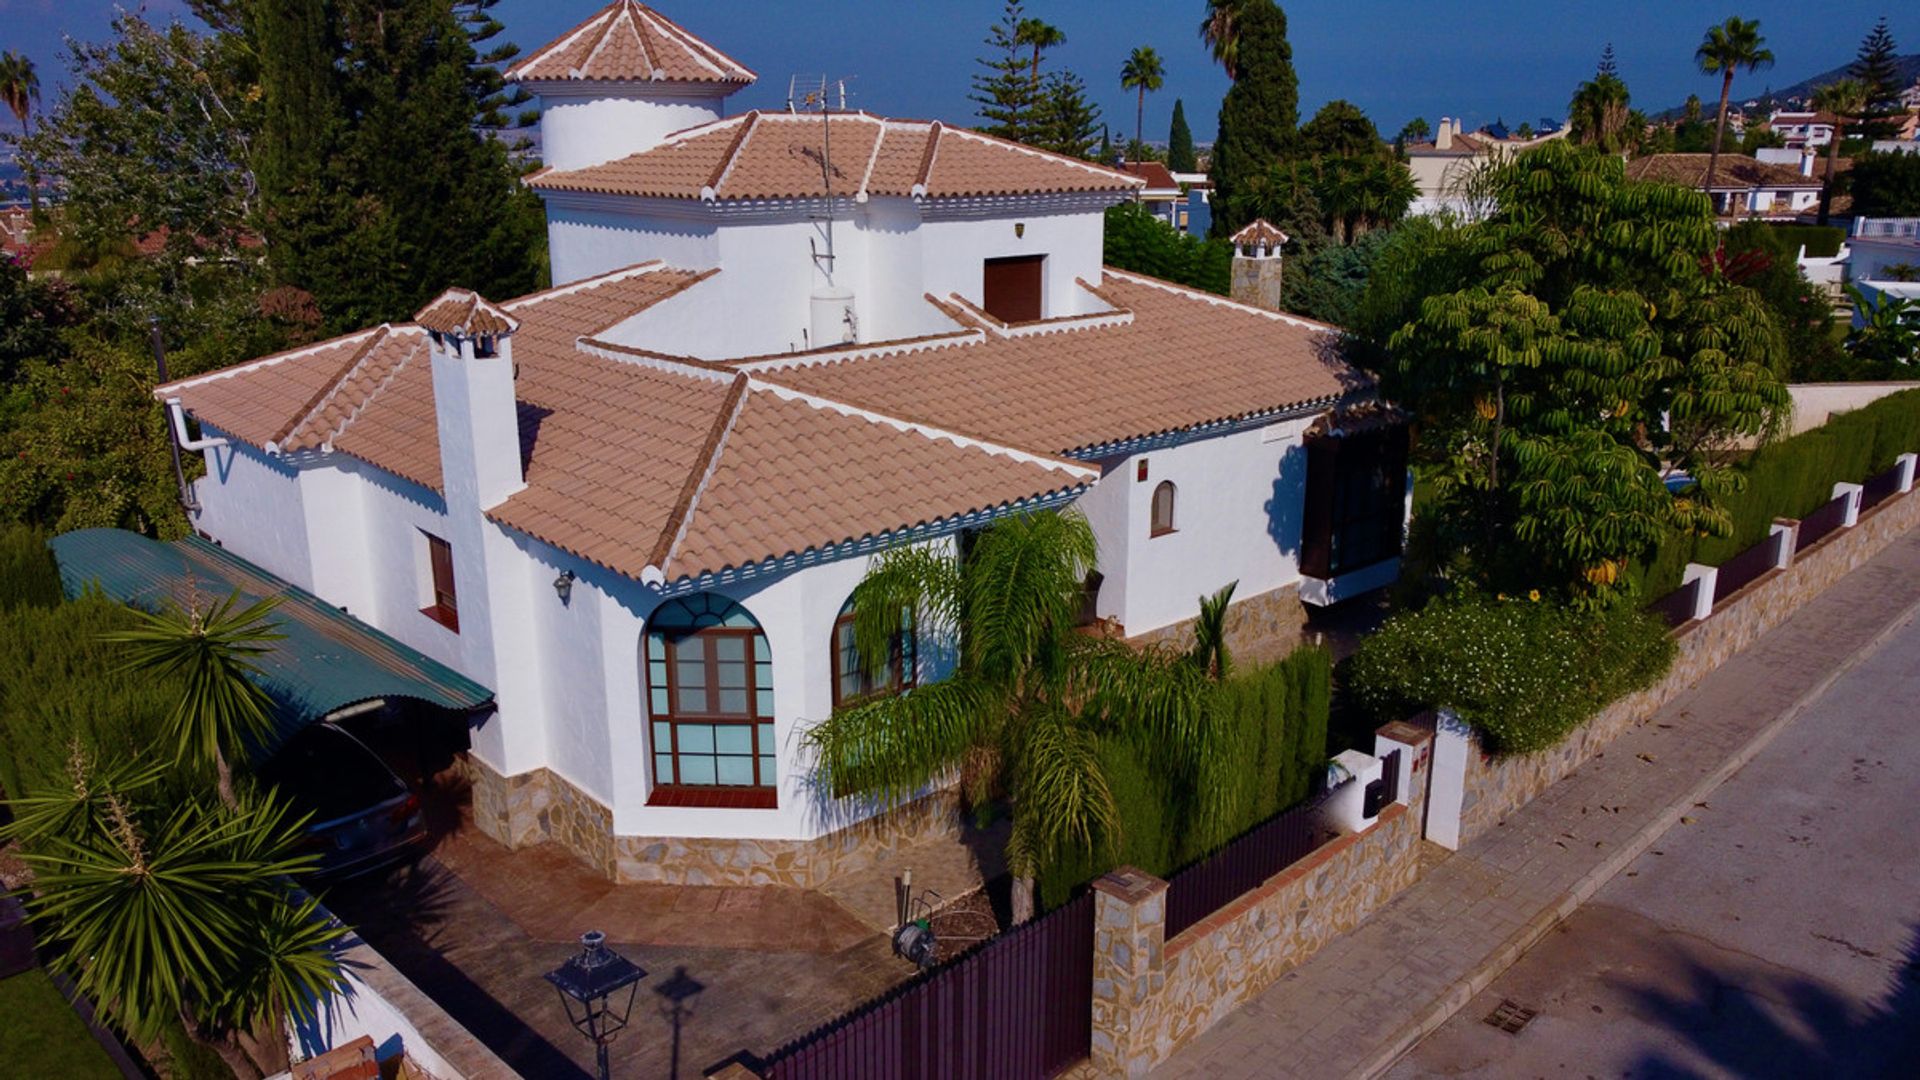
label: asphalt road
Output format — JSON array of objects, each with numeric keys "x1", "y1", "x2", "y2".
[{"x1": 1386, "y1": 611, "x2": 1920, "y2": 1079}]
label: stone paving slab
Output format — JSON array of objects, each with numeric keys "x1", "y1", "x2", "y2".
[{"x1": 1152, "y1": 530, "x2": 1920, "y2": 1080}]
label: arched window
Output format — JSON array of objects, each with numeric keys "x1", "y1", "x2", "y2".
[
  {"x1": 1151, "y1": 480, "x2": 1177, "y2": 537},
  {"x1": 831, "y1": 596, "x2": 917, "y2": 709},
  {"x1": 643, "y1": 594, "x2": 775, "y2": 805}
]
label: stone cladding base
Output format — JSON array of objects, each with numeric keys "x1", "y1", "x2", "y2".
[
  {"x1": 463, "y1": 758, "x2": 961, "y2": 888},
  {"x1": 1126, "y1": 581, "x2": 1308, "y2": 668}
]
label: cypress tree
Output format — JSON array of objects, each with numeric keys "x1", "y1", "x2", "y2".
[
  {"x1": 1209, "y1": 0, "x2": 1298, "y2": 238},
  {"x1": 250, "y1": 0, "x2": 354, "y2": 306},
  {"x1": 1848, "y1": 18, "x2": 1905, "y2": 141},
  {"x1": 1167, "y1": 98, "x2": 1196, "y2": 172}
]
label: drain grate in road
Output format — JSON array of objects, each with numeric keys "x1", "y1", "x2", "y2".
[{"x1": 1482, "y1": 999, "x2": 1538, "y2": 1034}]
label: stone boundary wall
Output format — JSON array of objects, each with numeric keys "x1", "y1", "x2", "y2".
[
  {"x1": 1457, "y1": 478, "x2": 1920, "y2": 844},
  {"x1": 466, "y1": 758, "x2": 962, "y2": 888},
  {"x1": 1126, "y1": 581, "x2": 1308, "y2": 668},
  {"x1": 290, "y1": 914, "x2": 517, "y2": 1080},
  {"x1": 1089, "y1": 723, "x2": 1432, "y2": 1076}
]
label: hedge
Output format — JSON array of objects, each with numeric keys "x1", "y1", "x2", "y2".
[
  {"x1": 0, "y1": 593, "x2": 180, "y2": 799},
  {"x1": 0, "y1": 525, "x2": 62, "y2": 612},
  {"x1": 1765, "y1": 223, "x2": 1845, "y2": 259},
  {"x1": 1635, "y1": 387, "x2": 1920, "y2": 598},
  {"x1": 1345, "y1": 596, "x2": 1675, "y2": 755},
  {"x1": 1036, "y1": 646, "x2": 1332, "y2": 908}
]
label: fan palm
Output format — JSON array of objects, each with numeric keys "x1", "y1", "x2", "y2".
[
  {"x1": 0, "y1": 50, "x2": 39, "y2": 213},
  {"x1": 1695, "y1": 17, "x2": 1774, "y2": 198},
  {"x1": 1199, "y1": 0, "x2": 1253, "y2": 80},
  {"x1": 1120, "y1": 46, "x2": 1165, "y2": 152},
  {"x1": 6, "y1": 759, "x2": 343, "y2": 1078},
  {"x1": 806, "y1": 511, "x2": 1221, "y2": 922},
  {"x1": 1810, "y1": 78, "x2": 1867, "y2": 226},
  {"x1": 1014, "y1": 18, "x2": 1065, "y2": 90},
  {"x1": 1568, "y1": 72, "x2": 1632, "y2": 154},
  {"x1": 106, "y1": 590, "x2": 285, "y2": 807}
]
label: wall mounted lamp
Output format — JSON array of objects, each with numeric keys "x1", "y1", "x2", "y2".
[{"x1": 554, "y1": 569, "x2": 577, "y2": 603}]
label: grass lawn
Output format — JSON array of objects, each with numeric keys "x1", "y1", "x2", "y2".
[{"x1": 0, "y1": 969, "x2": 122, "y2": 1079}]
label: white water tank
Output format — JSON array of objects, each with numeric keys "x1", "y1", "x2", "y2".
[{"x1": 810, "y1": 286, "x2": 858, "y2": 347}]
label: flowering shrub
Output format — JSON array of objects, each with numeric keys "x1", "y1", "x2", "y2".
[{"x1": 1345, "y1": 594, "x2": 1674, "y2": 754}]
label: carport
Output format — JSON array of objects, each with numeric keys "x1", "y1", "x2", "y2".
[{"x1": 47, "y1": 529, "x2": 493, "y2": 765}]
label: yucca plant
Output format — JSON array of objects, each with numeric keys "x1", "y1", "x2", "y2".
[
  {"x1": 6, "y1": 752, "x2": 344, "y2": 1078},
  {"x1": 106, "y1": 589, "x2": 284, "y2": 806},
  {"x1": 807, "y1": 510, "x2": 1229, "y2": 922}
]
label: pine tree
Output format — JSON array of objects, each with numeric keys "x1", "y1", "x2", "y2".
[
  {"x1": 455, "y1": 0, "x2": 535, "y2": 130},
  {"x1": 1030, "y1": 71, "x2": 1102, "y2": 160},
  {"x1": 970, "y1": 1, "x2": 1040, "y2": 143},
  {"x1": 1210, "y1": 0, "x2": 1298, "y2": 238},
  {"x1": 1167, "y1": 98, "x2": 1196, "y2": 172},
  {"x1": 1848, "y1": 18, "x2": 1905, "y2": 141},
  {"x1": 1597, "y1": 43, "x2": 1618, "y2": 78}
]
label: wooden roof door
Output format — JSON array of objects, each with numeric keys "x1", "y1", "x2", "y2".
[{"x1": 982, "y1": 255, "x2": 1044, "y2": 323}]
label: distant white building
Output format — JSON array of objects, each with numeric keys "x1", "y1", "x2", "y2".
[
  {"x1": 1624, "y1": 153, "x2": 1822, "y2": 220},
  {"x1": 1403, "y1": 116, "x2": 1567, "y2": 217},
  {"x1": 154, "y1": 1, "x2": 1408, "y2": 887},
  {"x1": 1766, "y1": 109, "x2": 1838, "y2": 149}
]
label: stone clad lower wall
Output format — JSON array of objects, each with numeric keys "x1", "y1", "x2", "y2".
[
  {"x1": 1459, "y1": 482, "x2": 1920, "y2": 844},
  {"x1": 1126, "y1": 581, "x2": 1308, "y2": 668},
  {"x1": 465, "y1": 758, "x2": 960, "y2": 887}
]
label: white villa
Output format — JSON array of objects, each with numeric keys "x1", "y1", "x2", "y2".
[{"x1": 154, "y1": 0, "x2": 1406, "y2": 886}]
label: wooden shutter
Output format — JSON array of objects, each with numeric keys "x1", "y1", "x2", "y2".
[
  {"x1": 982, "y1": 255, "x2": 1044, "y2": 323},
  {"x1": 427, "y1": 534, "x2": 458, "y2": 630}
]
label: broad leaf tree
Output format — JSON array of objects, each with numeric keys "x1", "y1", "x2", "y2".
[{"x1": 1362, "y1": 142, "x2": 1789, "y2": 603}]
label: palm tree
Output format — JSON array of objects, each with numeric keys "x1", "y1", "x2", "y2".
[
  {"x1": 1568, "y1": 71, "x2": 1632, "y2": 154},
  {"x1": 107, "y1": 591, "x2": 285, "y2": 808},
  {"x1": 805, "y1": 511, "x2": 1221, "y2": 923},
  {"x1": 1199, "y1": 0, "x2": 1253, "y2": 80},
  {"x1": 0, "y1": 50, "x2": 40, "y2": 214},
  {"x1": 6, "y1": 761, "x2": 344, "y2": 1079},
  {"x1": 1014, "y1": 18, "x2": 1065, "y2": 91},
  {"x1": 1695, "y1": 17, "x2": 1774, "y2": 200},
  {"x1": 1811, "y1": 78, "x2": 1867, "y2": 226},
  {"x1": 1120, "y1": 46, "x2": 1165, "y2": 153}
]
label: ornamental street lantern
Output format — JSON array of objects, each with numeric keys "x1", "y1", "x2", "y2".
[{"x1": 544, "y1": 930, "x2": 647, "y2": 1080}]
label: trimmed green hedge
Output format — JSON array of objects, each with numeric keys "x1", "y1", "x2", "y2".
[
  {"x1": 1036, "y1": 647, "x2": 1332, "y2": 907},
  {"x1": 0, "y1": 525, "x2": 62, "y2": 612},
  {"x1": 1635, "y1": 387, "x2": 1920, "y2": 597},
  {"x1": 1765, "y1": 223, "x2": 1845, "y2": 259},
  {"x1": 0, "y1": 593, "x2": 179, "y2": 799},
  {"x1": 1345, "y1": 596, "x2": 1675, "y2": 755}
]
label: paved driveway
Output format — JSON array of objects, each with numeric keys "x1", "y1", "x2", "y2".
[{"x1": 1387, "y1": 612, "x2": 1920, "y2": 1078}]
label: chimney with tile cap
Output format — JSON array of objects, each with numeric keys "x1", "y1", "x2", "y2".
[
  {"x1": 1437, "y1": 117, "x2": 1453, "y2": 150},
  {"x1": 419, "y1": 288, "x2": 525, "y2": 511}
]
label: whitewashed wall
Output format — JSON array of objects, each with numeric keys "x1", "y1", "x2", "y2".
[
  {"x1": 191, "y1": 434, "x2": 315, "y2": 590},
  {"x1": 532, "y1": 87, "x2": 729, "y2": 172}
]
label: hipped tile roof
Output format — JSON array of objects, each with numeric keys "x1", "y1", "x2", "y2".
[
  {"x1": 413, "y1": 288, "x2": 520, "y2": 337},
  {"x1": 1230, "y1": 219, "x2": 1290, "y2": 248},
  {"x1": 527, "y1": 112, "x2": 1144, "y2": 202},
  {"x1": 505, "y1": 0, "x2": 755, "y2": 86},
  {"x1": 1624, "y1": 153, "x2": 1823, "y2": 191}
]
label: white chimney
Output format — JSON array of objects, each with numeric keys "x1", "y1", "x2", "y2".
[
  {"x1": 1801, "y1": 149, "x2": 1816, "y2": 177},
  {"x1": 1437, "y1": 116, "x2": 1453, "y2": 150},
  {"x1": 420, "y1": 290, "x2": 525, "y2": 511}
]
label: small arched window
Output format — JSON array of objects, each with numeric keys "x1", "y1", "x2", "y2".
[
  {"x1": 831, "y1": 596, "x2": 917, "y2": 709},
  {"x1": 1151, "y1": 480, "x2": 1177, "y2": 537},
  {"x1": 643, "y1": 594, "x2": 775, "y2": 804}
]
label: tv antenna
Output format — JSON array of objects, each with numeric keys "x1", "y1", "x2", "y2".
[{"x1": 790, "y1": 75, "x2": 856, "y2": 283}]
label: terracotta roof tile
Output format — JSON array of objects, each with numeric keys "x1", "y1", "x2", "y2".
[
  {"x1": 506, "y1": 0, "x2": 754, "y2": 85},
  {"x1": 1120, "y1": 161, "x2": 1179, "y2": 190},
  {"x1": 1230, "y1": 219, "x2": 1290, "y2": 248},
  {"x1": 529, "y1": 112, "x2": 1143, "y2": 202},
  {"x1": 413, "y1": 289, "x2": 520, "y2": 337},
  {"x1": 1624, "y1": 153, "x2": 1822, "y2": 191},
  {"x1": 763, "y1": 271, "x2": 1366, "y2": 455}
]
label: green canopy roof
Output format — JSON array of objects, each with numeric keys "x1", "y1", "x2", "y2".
[{"x1": 49, "y1": 529, "x2": 494, "y2": 737}]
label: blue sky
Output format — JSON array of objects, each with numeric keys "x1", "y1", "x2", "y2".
[{"x1": 0, "y1": 1, "x2": 1907, "y2": 141}]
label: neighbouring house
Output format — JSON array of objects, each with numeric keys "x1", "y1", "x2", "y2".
[
  {"x1": 1119, "y1": 160, "x2": 1182, "y2": 227},
  {"x1": 1846, "y1": 216, "x2": 1920, "y2": 330},
  {"x1": 151, "y1": 0, "x2": 1406, "y2": 888},
  {"x1": 1403, "y1": 116, "x2": 1567, "y2": 217},
  {"x1": 1765, "y1": 109, "x2": 1838, "y2": 149},
  {"x1": 1623, "y1": 153, "x2": 1822, "y2": 220}
]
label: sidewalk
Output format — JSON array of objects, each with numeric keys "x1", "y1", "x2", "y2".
[{"x1": 1153, "y1": 529, "x2": 1920, "y2": 1080}]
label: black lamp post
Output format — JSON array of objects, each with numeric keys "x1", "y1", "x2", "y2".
[{"x1": 544, "y1": 930, "x2": 647, "y2": 1080}]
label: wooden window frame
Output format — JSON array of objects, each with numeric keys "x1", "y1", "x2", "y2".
[
  {"x1": 1150, "y1": 480, "x2": 1177, "y2": 538},
  {"x1": 421, "y1": 532, "x2": 459, "y2": 632},
  {"x1": 829, "y1": 607, "x2": 917, "y2": 712},
  {"x1": 645, "y1": 609, "x2": 777, "y2": 809}
]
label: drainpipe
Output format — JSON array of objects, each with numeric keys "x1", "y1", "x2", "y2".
[{"x1": 151, "y1": 316, "x2": 220, "y2": 514}]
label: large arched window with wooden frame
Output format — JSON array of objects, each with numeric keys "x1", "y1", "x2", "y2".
[
  {"x1": 1150, "y1": 480, "x2": 1177, "y2": 537},
  {"x1": 831, "y1": 595, "x2": 917, "y2": 710},
  {"x1": 643, "y1": 594, "x2": 776, "y2": 808}
]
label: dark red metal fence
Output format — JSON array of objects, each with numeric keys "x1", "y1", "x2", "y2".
[
  {"x1": 761, "y1": 892, "x2": 1094, "y2": 1080},
  {"x1": 1651, "y1": 576, "x2": 1701, "y2": 628},
  {"x1": 1861, "y1": 463, "x2": 1904, "y2": 512},
  {"x1": 1164, "y1": 787, "x2": 1340, "y2": 940},
  {"x1": 1712, "y1": 533, "x2": 1780, "y2": 603},
  {"x1": 1797, "y1": 494, "x2": 1851, "y2": 550}
]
